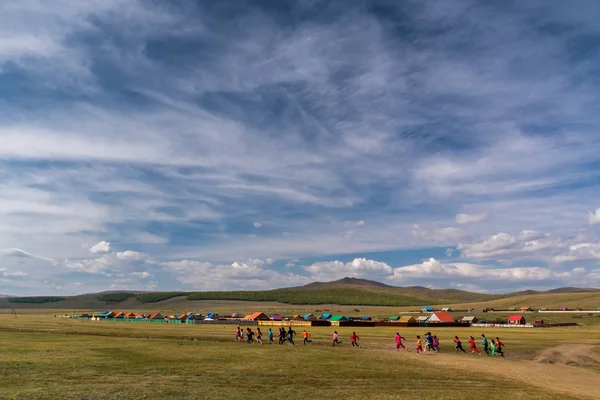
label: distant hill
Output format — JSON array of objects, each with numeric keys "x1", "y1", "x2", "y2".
[{"x1": 0, "y1": 278, "x2": 598, "y2": 310}]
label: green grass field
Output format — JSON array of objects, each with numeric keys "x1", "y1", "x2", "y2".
[{"x1": 1, "y1": 310, "x2": 600, "y2": 400}]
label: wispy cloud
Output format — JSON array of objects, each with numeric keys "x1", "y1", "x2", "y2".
[{"x1": 1, "y1": 1, "x2": 600, "y2": 295}]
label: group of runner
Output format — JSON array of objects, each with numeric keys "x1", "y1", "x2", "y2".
[
  {"x1": 407, "y1": 332, "x2": 504, "y2": 356},
  {"x1": 235, "y1": 326, "x2": 314, "y2": 346},
  {"x1": 235, "y1": 327, "x2": 504, "y2": 356}
]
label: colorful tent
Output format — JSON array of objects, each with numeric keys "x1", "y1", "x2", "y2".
[
  {"x1": 427, "y1": 312, "x2": 455, "y2": 323},
  {"x1": 399, "y1": 316, "x2": 416, "y2": 323},
  {"x1": 461, "y1": 316, "x2": 478, "y2": 323},
  {"x1": 149, "y1": 312, "x2": 163, "y2": 319},
  {"x1": 389, "y1": 316, "x2": 400, "y2": 321},
  {"x1": 125, "y1": 312, "x2": 137, "y2": 319},
  {"x1": 330, "y1": 315, "x2": 349, "y2": 322},
  {"x1": 361, "y1": 316, "x2": 372, "y2": 321},
  {"x1": 303, "y1": 313, "x2": 315, "y2": 320},
  {"x1": 421, "y1": 306, "x2": 434, "y2": 312},
  {"x1": 270, "y1": 314, "x2": 283, "y2": 321},
  {"x1": 320, "y1": 313, "x2": 332, "y2": 319},
  {"x1": 441, "y1": 307, "x2": 452, "y2": 312},
  {"x1": 520, "y1": 307, "x2": 532, "y2": 312},
  {"x1": 243, "y1": 312, "x2": 270, "y2": 321}
]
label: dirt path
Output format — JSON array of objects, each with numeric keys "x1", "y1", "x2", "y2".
[{"x1": 404, "y1": 344, "x2": 600, "y2": 399}]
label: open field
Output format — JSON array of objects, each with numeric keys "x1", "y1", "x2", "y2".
[{"x1": 1, "y1": 310, "x2": 600, "y2": 399}]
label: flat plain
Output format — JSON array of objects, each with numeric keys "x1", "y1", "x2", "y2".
[{"x1": 1, "y1": 306, "x2": 600, "y2": 400}]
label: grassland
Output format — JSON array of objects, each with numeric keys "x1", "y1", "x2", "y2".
[{"x1": 1, "y1": 309, "x2": 600, "y2": 400}]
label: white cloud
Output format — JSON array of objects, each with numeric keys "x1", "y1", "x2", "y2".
[
  {"x1": 456, "y1": 213, "x2": 488, "y2": 224},
  {"x1": 253, "y1": 222, "x2": 262, "y2": 228},
  {"x1": 589, "y1": 208, "x2": 600, "y2": 225},
  {"x1": 344, "y1": 220, "x2": 365, "y2": 226},
  {"x1": 131, "y1": 271, "x2": 152, "y2": 279},
  {"x1": 458, "y1": 231, "x2": 567, "y2": 261},
  {"x1": 164, "y1": 259, "x2": 309, "y2": 290},
  {"x1": 116, "y1": 251, "x2": 149, "y2": 261},
  {"x1": 304, "y1": 258, "x2": 393, "y2": 281},
  {"x1": 390, "y1": 258, "x2": 572, "y2": 282},
  {"x1": 0, "y1": 268, "x2": 28, "y2": 277},
  {"x1": 89, "y1": 241, "x2": 111, "y2": 254}
]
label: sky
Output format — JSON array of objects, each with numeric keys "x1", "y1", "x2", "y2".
[{"x1": 1, "y1": 0, "x2": 600, "y2": 296}]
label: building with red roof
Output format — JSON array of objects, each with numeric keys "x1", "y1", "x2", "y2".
[
  {"x1": 508, "y1": 315, "x2": 526, "y2": 325},
  {"x1": 427, "y1": 312, "x2": 455, "y2": 323}
]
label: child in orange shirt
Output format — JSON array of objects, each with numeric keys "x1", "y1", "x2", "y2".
[
  {"x1": 416, "y1": 335, "x2": 424, "y2": 354},
  {"x1": 302, "y1": 330, "x2": 312, "y2": 345},
  {"x1": 495, "y1": 337, "x2": 505, "y2": 357},
  {"x1": 350, "y1": 332, "x2": 360, "y2": 347}
]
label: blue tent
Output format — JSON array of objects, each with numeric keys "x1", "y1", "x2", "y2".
[
  {"x1": 304, "y1": 313, "x2": 313, "y2": 319},
  {"x1": 207, "y1": 312, "x2": 216, "y2": 318},
  {"x1": 361, "y1": 316, "x2": 371, "y2": 321},
  {"x1": 321, "y1": 313, "x2": 332, "y2": 319},
  {"x1": 186, "y1": 314, "x2": 195, "y2": 320},
  {"x1": 422, "y1": 306, "x2": 434, "y2": 312}
]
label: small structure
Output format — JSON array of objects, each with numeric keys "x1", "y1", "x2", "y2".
[
  {"x1": 539, "y1": 308, "x2": 548, "y2": 311},
  {"x1": 560, "y1": 307, "x2": 568, "y2": 311},
  {"x1": 441, "y1": 307, "x2": 452, "y2": 312},
  {"x1": 330, "y1": 315, "x2": 349, "y2": 322},
  {"x1": 534, "y1": 319, "x2": 544, "y2": 325},
  {"x1": 114, "y1": 312, "x2": 125, "y2": 319},
  {"x1": 574, "y1": 308, "x2": 583, "y2": 311},
  {"x1": 399, "y1": 316, "x2": 416, "y2": 323},
  {"x1": 303, "y1": 313, "x2": 315, "y2": 320},
  {"x1": 79, "y1": 313, "x2": 90, "y2": 318},
  {"x1": 270, "y1": 314, "x2": 283, "y2": 321},
  {"x1": 206, "y1": 312, "x2": 217, "y2": 319},
  {"x1": 388, "y1": 316, "x2": 400, "y2": 321},
  {"x1": 292, "y1": 314, "x2": 304, "y2": 320},
  {"x1": 416, "y1": 316, "x2": 429, "y2": 323},
  {"x1": 421, "y1": 306, "x2": 434, "y2": 312},
  {"x1": 520, "y1": 307, "x2": 533, "y2": 312},
  {"x1": 125, "y1": 312, "x2": 137, "y2": 319},
  {"x1": 320, "y1": 313, "x2": 332, "y2": 319},
  {"x1": 427, "y1": 312, "x2": 455, "y2": 323},
  {"x1": 230, "y1": 313, "x2": 239, "y2": 318},
  {"x1": 149, "y1": 312, "x2": 163, "y2": 320},
  {"x1": 508, "y1": 315, "x2": 526, "y2": 325},
  {"x1": 361, "y1": 316, "x2": 372, "y2": 321},
  {"x1": 461, "y1": 316, "x2": 478, "y2": 324},
  {"x1": 243, "y1": 312, "x2": 270, "y2": 321}
]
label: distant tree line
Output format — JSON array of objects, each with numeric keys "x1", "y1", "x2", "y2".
[{"x1": 8, "y1": 296, "x2": 66, "y2": 304}]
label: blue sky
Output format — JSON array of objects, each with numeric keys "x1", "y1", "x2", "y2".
[{"x1": 1, "y1": 1, "x2": 600, "y2": 295}]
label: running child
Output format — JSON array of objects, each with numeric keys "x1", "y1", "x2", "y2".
[
  {"x1": 468, "y1": 336, "x2": 481, "y2": 354},
  {"x1": 454, "y1": 336, "x2": 466, "y2": 353},
  {"x1": 256, "y1": 328, "x2": 263, "y2": 345},
  {"x1": 490, "y1": 339, "x2": 497, "y2": 356},
  {"x1": 425, "y1": 332, "x2": 434, "y2": 351},
  {"x1": 350, "y1": 332, "x2": 360, "y2": 348},
  {"x1": 416, "y1": 335, "x2": 424, "y2": 354},
  {"x1": 395, "y1": 333, "x2": 408, "y2": 351},
  {"x1": 278, "y1": 328, "x2": 285, "y2": 345},
  {"x1": 235, "y1": 326, "x2": 242, "y2": 342},
  {"x1": 432, "y1": 335, "x2": 440, "y2": 352},
  {"x1": 246, "y1": 328, "x2": 254, "y2": 344},
  {"x1": 481, "y1": 334, "x2": 490, "y2": 356},
  {"x1": 287, "y1": 327, "x2": 296, "y2": 346},
  {"x1": 267, "y1": 328, "x2": 274, "y2": 344},
  {"x1": 302, "y1": 330, "x2": 312, "y2": 345},
  {"x1": 495, "y1": 337, "x2": 505, "y2": 357},
  {"x1": 332, "y1": 331, "x2": 340, "y2": 346}
]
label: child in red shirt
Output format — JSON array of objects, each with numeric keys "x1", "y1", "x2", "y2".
[
  {"x1": 469, "y1": 336, "x2": 481, "y2": 354},
  {"x1": 350, "y1": 332, "x2": 360, "y2": 347}
]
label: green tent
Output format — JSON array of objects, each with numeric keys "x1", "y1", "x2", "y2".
[
  {"x1": 330, "y1": 315, "x2": 349, "y2": 322},
  {"x1": 389, "y1": 316, "x2": 399, "y2": 321}
]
